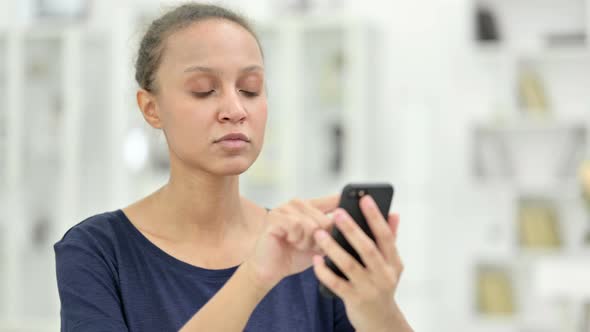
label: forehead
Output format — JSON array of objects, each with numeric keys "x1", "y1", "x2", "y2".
[{"x1": 161, "y1": 19, "x2": 263, "y2": 72}]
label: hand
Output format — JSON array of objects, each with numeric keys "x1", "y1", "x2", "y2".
[
  {"x1": 312, "y1": 195, "x2": 412, "y2": 332},
  {"x1": 243, "y1": 195, "x2": 339, "y2": 290}
]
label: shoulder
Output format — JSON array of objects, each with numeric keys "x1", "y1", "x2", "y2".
[
  {"x1": 54, "y1": 210, "x2": 128, "y2": 260},
  {"x1": 57, "y1": 210, "x2": 125, "y2": 243}
]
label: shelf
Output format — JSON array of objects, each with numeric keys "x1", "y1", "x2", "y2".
[
  {"x1": 520, "y1": 48, "x2": 590, "y2": 62},
  {"x1": 474, "y1": 45, "x2": 590, "y2": 61},
  {"x1": 475, "y1": 118, "x2": 587, "y2": 132},
  {"x1": 517, "y1": 249, "x2": 590, "y2": 260},
  {"x1": 473, "y1": 119, "x2": 587, "y2": 188},
  {"x1": 533, "y1": 256, "x2": 590, "y2": 299},
  {"x1": 470, "y1": 316, "x2": 518, "y2": 329},
  {"x1": 473, "y1": 0, "x2": 587, "y2": 50}
]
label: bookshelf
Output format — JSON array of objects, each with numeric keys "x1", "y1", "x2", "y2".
[
  {"x1": 0, "y1": 26, "x2": 115, "y2": 331},
  {"x1": 239, "y1": 18, "x2": 375, "y2": 208},
  {"x1": 473, "y1": 120, "x2": 587, "y2": 187},
  {"x1": 468, "y1": 0, "x2": 590, "y2": 331}
]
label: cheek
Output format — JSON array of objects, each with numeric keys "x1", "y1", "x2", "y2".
[
  {"x1": 160, "y1": 97, "x2": 213, "y2": 147},
  {"x1": 252, "y1": 100, "x2": 268, "y2": 126},
  {"x1": 251, "y1": 101, "x2": 268, "y2": 140}
]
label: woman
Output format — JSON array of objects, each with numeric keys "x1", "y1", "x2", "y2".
[{"x1": 54, "y1": 3, "x2": 413, "y2": 332}]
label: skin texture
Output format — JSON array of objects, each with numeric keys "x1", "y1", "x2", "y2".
[{"x1": 125, "y1": 18, "x2": 412, "y2": 332}]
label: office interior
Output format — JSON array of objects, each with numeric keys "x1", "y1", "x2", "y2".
[{"x1": 1, "y1": 0, "x2": 590, "y2": 331}]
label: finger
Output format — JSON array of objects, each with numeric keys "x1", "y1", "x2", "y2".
[
  {"x1": 291, "y1": 198, "x2": 335, "y2": 230},
  {"x1": 388, "y1": 213, "x2": 400, "y2": 240},
  {"x1": 282, "y1": 205, "x2": 319, "y2": 250},
  {"x1": 312, "y1": 255, "x2": 354, "y2": 300},
  {"x1": 388, "y1": 214, "x2": 404, "y2": 273},
  {"x1": 297, "y1": 218, "x2": 321, "y2": 251},
  {"x1": 279, "y1": 213, "x2": 303, "y2": 244},
  {"x1": 266, "y1": 212, "x2": 288, "y2": 239},
  {"x1": 333, "y1": 210, "x2": 395, "y2": 289},
  {"x1": 313, "y1": 229, "x2": 367, "y2": 286},
  {"x1": 308, "y1": 194, "x2": 340, "y2": 213},
  {"x1": 360, "y1": 195, "x2": 396, "y2": 264}
]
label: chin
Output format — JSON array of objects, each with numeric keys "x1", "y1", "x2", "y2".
[{"x1": 213, "y1": 157, "x2": 255, "y2": 176}]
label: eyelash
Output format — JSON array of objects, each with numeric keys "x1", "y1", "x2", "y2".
[
  {"x1": 191, "y1": 90, "x2": 259, "y2": 98},
  {"x1": 192, "y1": 91, "x2": 215, "y2": 98},
  {"x1": 239, "y1": 90, "x2": 259, "y2": 98}
]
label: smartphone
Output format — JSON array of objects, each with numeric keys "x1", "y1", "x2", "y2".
[{"x1": 319, "y1": 183, "x2": 394, "y2": 299}]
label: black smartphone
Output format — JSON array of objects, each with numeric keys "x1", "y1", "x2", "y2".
[{"x1": 319, "y1": 183, "x2": 394, "y2": 299}]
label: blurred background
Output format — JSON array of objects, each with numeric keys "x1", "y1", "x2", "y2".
[{"x1": 1, "y1": 0, "x2": 590, "y2": 331}]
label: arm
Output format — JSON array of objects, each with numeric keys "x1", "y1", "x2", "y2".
[
  {"x1": 334, "y1": 296, "x2": 355, "y2": 332},
  {"x1": 333, "y1": 293, "x2": 411, "y2": 332},
  {"x1": 55, "y1": 237, "x2": 129, "y2": 332}
]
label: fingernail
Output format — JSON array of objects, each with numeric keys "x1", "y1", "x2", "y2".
[
  {"x1": 334, "y1": 211, "x2": 345, "y2": 223},
  {"x1": 365, "y1": 195, "x2": 376, "y2": 208},
  {"x1": 313, "y1": 255, "x2": 323, "y2": 265},
  {"x1": 314, "y1": 230, "x2": 328, "y2": 241}
]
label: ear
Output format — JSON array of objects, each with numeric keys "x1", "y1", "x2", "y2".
[{"x1": 136, "y1": 88, "x2": 163, "y2": 129}]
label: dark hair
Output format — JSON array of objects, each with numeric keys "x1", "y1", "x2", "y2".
[{"x1": 135, "y1": 3, "x2": 262, "y2": 92}]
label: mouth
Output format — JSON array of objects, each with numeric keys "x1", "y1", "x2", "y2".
[
  {"x1": 214, "y1": 133, "x2": 251, "y2": 151},
  {"x1": 215, "y1": 133, "x2": 250, "y2": 143}
]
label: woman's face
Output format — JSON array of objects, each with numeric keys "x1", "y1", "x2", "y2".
[{"x1": 152, "y1": 19, "x2": 267, "y2": 176}]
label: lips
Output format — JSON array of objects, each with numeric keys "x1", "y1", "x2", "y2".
[{"x1": 215, "y1": 133, "x2": 250, "y2": 143}]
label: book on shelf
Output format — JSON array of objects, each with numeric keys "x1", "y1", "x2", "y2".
[
  {"x1": 517, "y1": 197, "x2": 561, "y2": 249},
  {"x1": 580, "y1": 160, "x2": 590, "y2": 209},
  {"x1": 475, "y1": 5, "x2": 501, "y2": 42},
  {"x1": 318, "y1": 50, "x2": 344, "y2": 107},
  {"x1": 476, "y1": 265, "x2": 515, "y2": 316},
  {"x1": 579, "y1": 160, "x2": 590, "y2": 245},
  {"x1": 517, "y1": 65, "x2": 550, "y2": 116}
]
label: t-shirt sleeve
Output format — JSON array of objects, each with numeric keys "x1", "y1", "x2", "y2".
[
  {"x1": 54, "y1": 228, "x2": 129, "y2": 332},
  {"x1": 334, "y1": 297, "x2": 355, "y2": 331}
]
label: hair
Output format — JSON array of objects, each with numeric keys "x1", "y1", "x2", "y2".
[{"x1": 135, "y1": 2, "x2": 262, "y2": 93}]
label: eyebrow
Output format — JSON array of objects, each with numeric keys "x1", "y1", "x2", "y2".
[{"x1": 183, "y1": 65, "x2": 264, "y2": 74}]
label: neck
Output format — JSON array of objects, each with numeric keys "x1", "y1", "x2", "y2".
[{"x1": 151, "y1": 162, "x2": 249, "y2": 245}]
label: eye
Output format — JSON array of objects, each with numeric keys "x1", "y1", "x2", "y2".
[
  {"x1": 192, "y1": 90, "x2": 215, "y2": 98},
  {"x1": 239, "y1": 90, "x2": 260, "y2": 98}
]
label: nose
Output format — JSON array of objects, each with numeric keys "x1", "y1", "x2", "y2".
[{"x1": 218, "y1": 90, "x2": 247, "y2": 123}]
